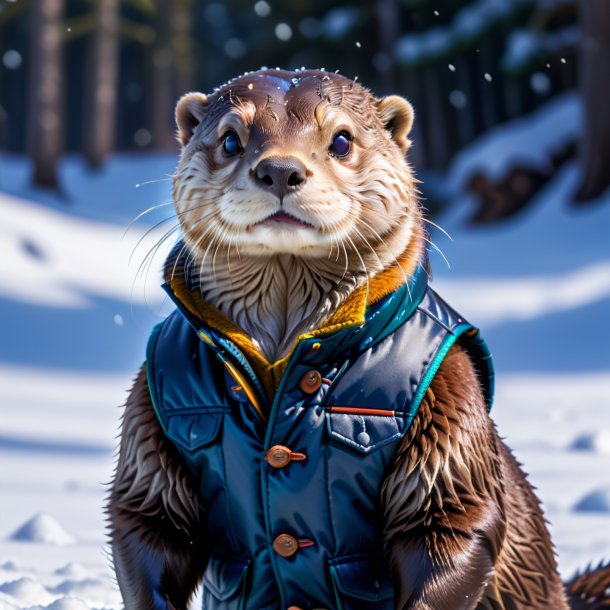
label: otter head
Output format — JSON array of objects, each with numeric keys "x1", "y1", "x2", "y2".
[{"x1": 173, "y1": 69, "x2": 421, "y2": 271}]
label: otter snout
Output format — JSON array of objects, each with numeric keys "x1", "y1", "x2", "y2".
[{"x1": 253, "y1": 155, "x2": 309, "y2": 200}]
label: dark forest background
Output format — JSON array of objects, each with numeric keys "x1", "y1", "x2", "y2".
[{"x1": 1, "y1": 0, "x2": 609, "y2": 219}]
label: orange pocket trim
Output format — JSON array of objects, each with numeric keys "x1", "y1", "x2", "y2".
[{"x1": 329, "y1": 406, "x2": 396, "y2": 417}]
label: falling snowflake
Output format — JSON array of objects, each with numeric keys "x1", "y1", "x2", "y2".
[
  {"x1": 254, "y1": 1, "x2": 271, "y2": 17},
  {"x1": 2, "y1": 50, "x2": 22, "y2": 70},
  {"x1": 275, "y1": 23, "x2": 292, "y2": 41}
]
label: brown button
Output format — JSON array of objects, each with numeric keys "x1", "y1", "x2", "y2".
[
  {"x1": 266, "y1": 445, "x2": 291, "y2": 468},
  {"x1": 265, "y1": 446, "x2": 307, "y2": 468},
  {"x1": 299, "y1": 369, "x2": 322, "y2": 394},
  {"x1": 273, "y1": 534, "x2": 299, "y2": 557}
]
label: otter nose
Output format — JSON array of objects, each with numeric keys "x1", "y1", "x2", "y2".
[{"x1": 254, "y1": 156, "x2": 308, "y2": 199}]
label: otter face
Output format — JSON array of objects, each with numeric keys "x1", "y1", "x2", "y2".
[{"x1": 173, "y1": 69, "x2": 419, "y2": 262}]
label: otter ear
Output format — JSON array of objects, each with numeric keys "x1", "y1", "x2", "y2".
[
  {"x1": 376, "y1": 95, "x2": 414, "y2": 153},
  {"x1": 175, "y1": 92, "x2": 209, "y2": 147}
]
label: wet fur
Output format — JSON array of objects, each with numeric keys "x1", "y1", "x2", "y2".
[{"x1": 108, "y1": 69, "x2": 610, "y2": 609}]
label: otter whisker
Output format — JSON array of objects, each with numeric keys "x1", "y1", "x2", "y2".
[
  {"x1": 128, "y1": 200, "x2": 211, "y2": 266},
  {"x1": 134, "y1": 175, "x2": 174, "y2": 187},
  {"x1": 421, "y1": 216, "x2": 453, "y2": 242},
  {"x1": 131, "y1": 222, "x2": 182, "y2": 316},
  {"x1": 345, "y1": 233, "x2": 370, "y2": 302},
  {"x1": 422, "y1": 236, "x2": 451, "y2": 270},
  {"x1": 122, "y1": 200, "x2": 174, "y2": 239},
  {"x1": 212, "y1": 223, "x2": 232, "y2": 283}
]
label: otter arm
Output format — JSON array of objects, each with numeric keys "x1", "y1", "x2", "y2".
[
  {"x1": 107, "y1": 366, "x2": 208, "y2": 610},
  {"x1": 381, "y1": 346, "x2": 506, "y2": 610}
]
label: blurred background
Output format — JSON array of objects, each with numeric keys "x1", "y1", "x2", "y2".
[{"x1": 0, "y1": 1, "x2": 609, "y2": 609}]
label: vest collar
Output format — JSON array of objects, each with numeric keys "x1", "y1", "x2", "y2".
[{"x1": 161, "y1": 240, "x2": 428, "y2": 400}]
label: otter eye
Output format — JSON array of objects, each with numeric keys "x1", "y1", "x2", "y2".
[
  {"x1": 222, "y1": 130, "x2": 242, "y2": 156},
  {"x1": 329, "y1": 131, "x2": 352, "y2": 158}
]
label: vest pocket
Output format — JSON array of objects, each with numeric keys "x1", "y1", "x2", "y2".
[
  {"x1": 329, "y1": 553, "x2": 393, "y2": 609},
  {"x1": 202, "y1": 552, "x2": 250, "y2": 609},
  {"x1": 165, "y1": 408, "x2": 228, "y2": 452},
  {"x1": 325, "y1": 408, "x2": 402, "y2": 453}
]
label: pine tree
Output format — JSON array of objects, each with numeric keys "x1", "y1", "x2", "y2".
[
  {"x1": 83, "y1": 0, "x2": 120, "y2": 169},
  {"x1": 27, "y1": 0, "x2": 65, "y2": 189},
  {"x1": 575, "y1": 0, "x2": 610, "y2": 202}
]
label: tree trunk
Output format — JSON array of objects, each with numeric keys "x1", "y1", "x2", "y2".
[
  {"x1": 372, "y1": 0, "x2": 398, "y2": 94},
  {"x1": 170, "y1": 0, "x2": 195, "y2": 97},
  {"x1": 151, "y1": 0, "x2": 195, "y2": 151},
  {"x1": 27, "y1": 0, "x2": 64, "y2": 190},
  {"x1": 575, "y1": 0, "x2": 610, "y2": 201},
  {"x1": 83, "y1": 0, "x2": 120, "y2": 169},
  {"x1": 150, "y1": 1, "x2": 175, "y2": 150}
]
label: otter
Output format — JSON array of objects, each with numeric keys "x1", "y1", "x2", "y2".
[{"x1": 107, "y1": 69, "x2": 609, "y2": 610}]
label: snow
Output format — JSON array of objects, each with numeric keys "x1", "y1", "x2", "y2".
[
  {"x1": 502, "y1": 25, "x2": 580, "y2": 73},
  {"x1": 8, "y1": 516, "x2": 75, "y2": 547},
  {"x1": 574, "y1": 489, "x2": 610, "y2": 514},
  {"x1": 321, "y1": 7, "x2": 359, "y2": 40},
  {"x1": 0, "y1": 192, "x2": 170, "y2": 308},
  {"x1": 1, "y1": 151, "x2": 609, "y2": 608},
  {"x1": 395, "y1": 0, "x2": 535, "y2": 66},
  {"x1": 571, "y1": 429, "x2": 610, "y2": 455},
  {"x1": 449, "y1": 92, "x2": 581, "y2": 188}
]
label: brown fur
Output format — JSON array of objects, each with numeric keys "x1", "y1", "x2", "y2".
[
  {"x1": 566, "y1": 563, "x2": 610, "y2": 610},
  {"x1": 381, "y1": 345, "x2": 569, "y2": 609},
  {"x1": 107, "y1": 367, "x2": 207, "y2": 610}
]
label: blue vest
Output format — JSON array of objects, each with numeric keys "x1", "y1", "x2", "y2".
[{"x1": 146, "y1": 267, "x2": 493, "y2": 610}]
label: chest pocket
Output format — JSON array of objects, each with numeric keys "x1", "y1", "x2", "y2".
[
  {"x1": 325, "y1": 406, "x2": 405, "y2": 454},
  {"x1": 164, "y1": 407, "x2": 229, "y2": 452}
]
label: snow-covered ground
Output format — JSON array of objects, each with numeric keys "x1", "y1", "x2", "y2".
[{"x1": 0, "y1": 150, "x2": 608, "y2": 609}]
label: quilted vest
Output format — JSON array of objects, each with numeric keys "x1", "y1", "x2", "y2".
[{"x1": 146, "y1": 266, "x2": 493, "y2": 610}]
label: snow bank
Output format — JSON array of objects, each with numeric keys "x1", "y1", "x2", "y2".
[
  {"x1": 0, "y1": 577, "x2": 55, "y2": 606},
  {"x1": 8, "y1": 515, "x2": 74, "y2": 547},
  {"x1": 574, "y1": 489, "x2": 610, "y2": 513},
  {"x1": 36, "y1": 599, "x2": 91, "y2": 610},
  {"x1": 448, "y1": 92, "x2": 581, "y2": 189},
  {"x1": 571, "y1": 429, "x2": 610, "y2": 455},
  {"x1": 435, "y1": 260, "x2": 610, "y2": 326},
  {"x1": 0, "y1": 192, "x2": 171, "y2": 308}
]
